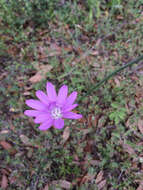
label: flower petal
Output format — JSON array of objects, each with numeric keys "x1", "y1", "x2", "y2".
[
  {"x1": 63, "y1": 112, "x2": 82, "y2": 119},
  {"x1": 57, "y1": 85, "x2": 68, "y2": 105},
  {"x1": 63, "y1": 104, "x2": 78, "y2": 112},
  {"x1": 24, "y1": 110, "x2": 41, "y2": 117},
  {"x1": 26, "y1": 99, "x2": 47, "y2": 110},
  {"x1": 64, "y1": 91, "x2": 77, "y2": 106},
  {"x1": 54, "y1": 119, "x2": 64, "y2": 129},
  {"x1": 34, "y1": 113, "x2": 51, "y2": 124},
  {"x1": 39, "y1": 120, "x2": 53, "y2": 131},
  {"x1": 46, "y1": 82, "x2": 57, "y2": 101},
  {"x1": 36, "y1": 90, "x2": 49, "y2": 105}
]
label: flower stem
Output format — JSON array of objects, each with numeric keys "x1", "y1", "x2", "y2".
[{"x1": 84, "y1": 55, "x2": 143, "y2": 97}]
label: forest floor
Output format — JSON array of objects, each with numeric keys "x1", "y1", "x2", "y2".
[{"x1": 0, "y1": 1, "x2": 143, "y2": 189}]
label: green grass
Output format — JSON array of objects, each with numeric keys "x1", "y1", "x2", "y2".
[{"x1": 0, "y1": 0, "x2": 143, "y2": 189}]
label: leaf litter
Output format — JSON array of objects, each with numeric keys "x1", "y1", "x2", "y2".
[{"x1": 1, "y1": 1, "x2": 143, "y2": 189}]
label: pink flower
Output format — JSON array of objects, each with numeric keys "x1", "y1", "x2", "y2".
[{"x1": 24, "y1": 82, "x2": 82, "y2": 130}]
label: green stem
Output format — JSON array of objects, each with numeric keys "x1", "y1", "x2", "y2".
[{"x1": 84, "y1": 55, "x2": 143, "y2": 97}]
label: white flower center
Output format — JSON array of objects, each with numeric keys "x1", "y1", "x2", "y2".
[{"x1": 51, "y1": 107, "x2": 62, "y2": 119}]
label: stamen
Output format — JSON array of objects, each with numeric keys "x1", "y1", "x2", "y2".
[{"x1": 51, "y1": 107, "x2": 62, "y2": 119}]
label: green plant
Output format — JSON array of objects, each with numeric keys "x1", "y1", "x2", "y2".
[
  {"x1": 87, "y1": 0, "x2": 101, "y2": 22},
  {"x1": 109, "y1": 102, "x2": 126, "y2": 124},
  {"x1": 59, "y1": 154, "x2": 80, "y2": 178},
  {"x1": 108, "y1": 0, "x2": 123, "y2": 12}
]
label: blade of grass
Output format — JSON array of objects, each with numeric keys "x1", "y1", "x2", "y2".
[{"x1": 83, "y1": 54, "x2": 143, "y2": 98}]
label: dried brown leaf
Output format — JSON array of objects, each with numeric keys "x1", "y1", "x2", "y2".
[
  {"x1": 95, "y1": 38, "x2": 102, "y2": 46},
  {"x1": 59, "y1": 180, "x2": 71, "y2": 189},
  {"x1": 125, "y1": 103, "x2": 130, "y2": 114},
  {"x1": 87, "y1": 114, "x2": 92, "y2": 127},
  {"x1": 20, "y1": 135, "x2": 30, "y2": 145},
  {"x1": 0, "y1": 141, "x2": 16, "y2": 155},
  {"x1": 95, "y1": 171, "x2": 104, "y2": 184},
  {"x1": 136, "y1": 181, "x2": 143, "y2": 190},
  {"x1": 90, "y1": 50, "x2": 99, "y2": 56},
  {"x1": 0, "y1": 130, "x2": 9, "y2": 134},
  {"x1": 43, "y1": 184, "x2": 49, "y2": 190},
  {"x1": 40, "y1": 64, "x2": 53, "y2": 71},
  {"x1": 47, "y1": 51, "x2": 61, "y2": 57},
  {"x1": 0, "y1": 72, "x2": 7, "y2": 80},
  {"x1": 0, "y1": 141, "x2": 12, "y2": 150},
  {"x1": 116, "y1": 15, "x2": 124, "y2": 20},
  {"x1": 80, "y1": 173, "x2": 96, "y2": 184},
  {"x1": 122, "y1": 143, "x2": 136, "y2": 155},
  {"x1": 1, "y1": 175, "x2": 8, "y2": 189},
  {"x1": 52, "y1": 180, "x2": 71, "y2": 189},
  {"x1": 81, "y1": 129, "x2": 91, "y2": 135},
  {"x1": 9, "y1": 176, "x2": 17, "y2": 185},
  {"x1": 1, "y1": 169, "x2": 11, "y2": 176},
  {"x1": 94, "y1": 115, "x2": 99, "y2": 128},
  {"x1": 138, "y1": 120, "x2": 143, "y2": 134},
  {"x1": 23, "y1": 91, "x2": 31, "y2": 96},
  {"x1": 62, "y1": 127, "x2": 70, "y2": 144},
  {"x1": 29, "y1": 64, "x2": 53, "y2": 83},
  {"x1": 29, "y1": 72, "x2": 43, "y2": 83},
  {"x1": 114, "y1": 77, "x2": 120, "y2": 87},
  {"x1": 84, "y1": 141, "x2": 92, "y2": 153},
  {"x1": 37, "y1": 43, "x2": 62, "y2": 59},
  {"x1": 97, "y1": 179, "x2": 106, "y2": 190}
]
